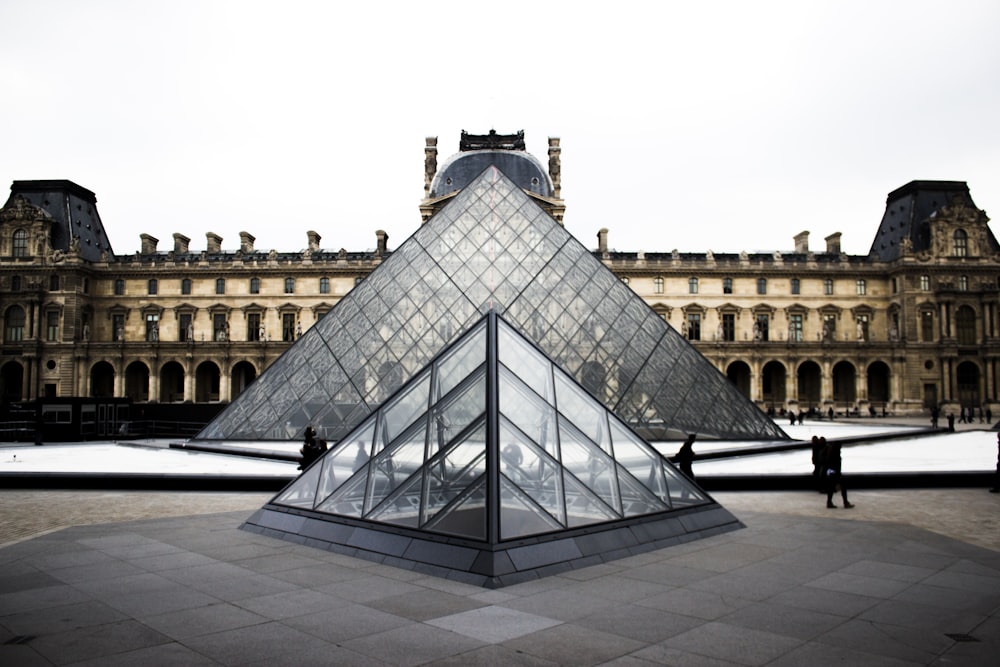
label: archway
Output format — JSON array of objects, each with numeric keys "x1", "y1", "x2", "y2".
[
  {"x1": 1, "y1": 361, "x2": 24, "y2": 401},
  {"x1": 761, "y1": 360, "x2": 786, "y2": 409},
  {"x1": 90, "y1": 361, "x2": 115, "y2": 398},
  {"x1": 867, "y1": 361, "x2": 891, "y2": 409},
  {"x1": 231, "y1": 361, "x2": 257, "y2": 401},
  {"x1": 796, "y1": 360, "x2": 821, "y2": 409},
  {"x1": 956, "y1": 361, "x2": 980, "y2": 409},
  {"x1": 832, "y1": 361, "x2": 856, "y2": 410},
  {"x1": 160, "y1": 361, "x2": 185, "y2": 402},
  {"x1": 196, "y1": 361, "x2": 221, "y2": 402},
  {"x1": 125, "y1": 361, "x2": 150, "y2": 402},
  {"x1": 726, "y1": 361, "x2": 751, "y2": 399}
]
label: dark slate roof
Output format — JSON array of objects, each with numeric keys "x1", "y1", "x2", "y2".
[
  {"x1": 868, "y1": 180, "x2": 998, "y2": 260},
  {"x1": 7, "y1": 180, "x2": 114, "y2": 261},
  {"x1": 430, "y1": 150, "x2": 552, "y2": 199}
]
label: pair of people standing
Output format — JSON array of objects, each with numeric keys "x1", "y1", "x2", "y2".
[{"x1": 812, "y1": 436, "x2": 854, "y2": 508}]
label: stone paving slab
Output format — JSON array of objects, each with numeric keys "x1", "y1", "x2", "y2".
[{"x1": 0, "y1": 488, "x2": 997, "y2": 665}]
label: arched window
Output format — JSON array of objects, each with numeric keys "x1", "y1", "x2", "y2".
[
  {"x1": 319, "y1": 277, "x2": 330, "y2": 294},
  {"x1": 688, "y1": 277, "x2": 699, "y2": 294},
  {"x1": 956, "y1": 305, "x2": 977, "y2": 345},
  {"x1": 953, "y1": 229, "x2": 968, "y2": 257},
  {"x1": 12, "y1": 229, "x2": 28, "y2": 257},
  {"x1": 249, "y1": 277, "x2": 260, "y2": 294},
  {"x1": 284, "y1": 277, "x2": 295, "y2": 294},
  {"x1": 4, "y1": 306, "x2": 25, "y2": 342}
]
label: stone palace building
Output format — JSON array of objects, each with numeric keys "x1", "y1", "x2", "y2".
[{"x1": 2, "y1": 131, "x2": 998, "y2": 432}]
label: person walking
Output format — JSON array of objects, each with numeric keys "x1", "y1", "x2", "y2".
[
  {"x1": 820, "y1": 441, "x2": 854, "y2": 509},
  {"x1": 675, "y1": 433, "x2": 697, "y2": 480}
]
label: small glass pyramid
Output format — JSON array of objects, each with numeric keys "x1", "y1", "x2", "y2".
[
  {"x1": 244, "y1": 311, "x2": 740, "y2": 586},
  {"x1": 198, "y1": 167, "x2": 786, "y2": 443}
]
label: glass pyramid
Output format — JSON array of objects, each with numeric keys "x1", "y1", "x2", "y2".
[
  {"x1": 198, "y1": 166, "x2": 785, "y2": 443},
  {"x1": 243, "y1": 311, "x2": 741, "y2": 586}
]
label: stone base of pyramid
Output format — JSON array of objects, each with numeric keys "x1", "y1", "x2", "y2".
[{"x1": 241, "y1": 502, "x2": 744, "y2": 588}]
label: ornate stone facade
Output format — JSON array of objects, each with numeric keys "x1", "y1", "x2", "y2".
[{"x1": 2, "y1": 142, "x2": 998, "y2": 421}]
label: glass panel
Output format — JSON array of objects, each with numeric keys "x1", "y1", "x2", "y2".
[
  {"x1": 434, "y1": 321, "x2": 485, "y2": 400},
  {"x1": 421, "y1": 423, "x2": 487, "y2": 526},
  {"x1": 499, "y1": 420, "x2": 564, "y2": 526},
  {"x1": 380, "y1": 372, "x2": 430, "y2": 444},
  {"x1": 423, "y1": 476, "x2": 487, "y2": 540},
  {"x1": 315, "y1": 420, "x2": 375, "y2": 507},
  {"x1": 315, "y1": 473, "x2": 367, "y2": 517},
  {"x1": 616, "y1": 463, "x2": 669, "y2": 517},
  {"x1": 428, "y1": 371, "x2": 486, "y2": 459},
  {"x1": 366, "y1": 473, "x2": 423, "y2": 528},
  {"x1": 609, "y1": 418, "x2": 667, "y2": 502},
  {"x1": 273, "y1": 463, "x2": 321, "y2": 509},
  {"x1": 499, "y1": 320, "x2": 554, "y2": 401},
  {"x1": 666, "y1": 460, "x2": 708, "y2": 508},
  {"x1": 555, "y1": 373, "x2": 610, "y2": 454},
  {"x1": 562, "y1": 472, "x2": 619, "y2": 528},
  {"x1": 499, "y1": 475, "x2": 563, "y2": 540},
  {"x1": 365, "y1": 418, "x2": 427, "y2": 515},
  {"x1": 558, "y1": 417, "x2": 621, "y2": 515}
]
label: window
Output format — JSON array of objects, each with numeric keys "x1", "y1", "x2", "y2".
[
  {"x1": 145, "y1": 313, "x2": 160, "y2": 342},
  {"x1": 250, "y1": 277, "x2": 260, "y2": 295},
  {"x1": 148, "y1": 279, "x2": 158, "y2": 295},
  {"x1": 12, "y1": 229, "x2": 28, "y2": 257},
  {"x1": 213, "y1": 314, "x2": 228, "y2": 341},
  {"x1": 754, "y1": 314, "x2": 769, "y2": 341},
  {"x1": 856, "y1": 315, "x2": 870, "y2": 341},
  {"x1": 823, "y1": 278, "x2": 834, "y2": 295},
  {"x1": 82, "y1": 278, "x2": 89, "y2": 294},
  {"x1": 282, "y1": 313, "x2": 296, "y2": 341},
  {"x1": 790, "y1": 278, "x2": 800, "y2": 295},
  {"x1": 959, "y1": 275, "x2": 969, "y2": 291},
  {"x1": 891, "y1": 278, "x2": 897, "y2": 294},
  {"x1": 179, "y1": 313, "x2": 192, "y2": 342},
  {"x1": 247, "y1": 313, "x2": 261, "y2": 341},
  {"x1": 789, "y1": 314, "x2": 803, "y2": 342},
  {"x1": 685, "y1": 313, "x2": 701, "y2": 340},
  {"x1": 920, "y1": 275, "x2": 930, "y2": 291},
  {"x1": 757, "y1": 278, "x2": 767, "y2": 295},
  {"x1": 319, "y1": 277, "x2": 330, "y2": 294},
  {"x1": 956, "y1": 306, "x2": 976, "y2": 345},
  {"x1": 856, "y1": 279, "x2": 867, "y2": 296},
  {"x1": 113, "y1": 314, "x2": 125, "y2": 341},
  {"x1": 722, "y1": 313, "x2": 735, "y2": 341},
  {"x1": 49, "y1": 275, "x2": 60, "y2": 291},
  {"x1": 722, "y1": 277, "x2": 733, "y2": 294},
  {"x1": 181, "y1": 278, "x2": 192, "y2": 295},
  {"x1": 114, "y1": 278, "x2": 125, "y2": 295},
  {"x1": 11, "y1": 275, "x2": 22, "y2": 292},
  {"x1": 953, "y1": 229, "x2": 968, "y2": 257},
  {"x1": 5, "y1": 306, "x2": 25, "y2": 342},
  {"x1": 688, "y1": 277, "x2": 699, "y2": 294},
  {"x1": 822, "y1": 313, "x2": 837, "y2": 340},
  {"x1": 284, "y1": 277, "x2": 295, "y2": 294},
  {"x1": 46, "y1": 311, "x2": 59, "y2": 341},
  {"x1": 921, "y1": 310, "x2": 935, "y2": 342},
  {"x1": 215, "y1": 278, "x2": 226, "y2": 295},
  {"x1": 653, "y1": 276, "x2": 664, "y2": 295}
]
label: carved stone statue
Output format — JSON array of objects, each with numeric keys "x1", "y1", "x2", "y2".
[
  {"x1": 753, "y1": 321, "x2": 761, "y2": 342},
  {"x1": 856, "y1": 320, "x2": 865, "y2": 341},
  {"x1": 151, "y1": 323, "x2": 159, "y2": 342},
  {"x1": 82, "y1": 323, "x2": 90, "y2": 341}
]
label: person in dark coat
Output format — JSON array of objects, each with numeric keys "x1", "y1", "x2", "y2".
[
  {"x1": 947, "y1": 413, "x2": 955, "y2": 432},
  {"x1": 675, "y1": 433, "x2": 697, "y2": 480},
  {"x1": 811, "y1": 436, "x2": 824, "y2": 491},
  {"x1": 820, "y1": 442, "x2": 854, "y2": 509}
]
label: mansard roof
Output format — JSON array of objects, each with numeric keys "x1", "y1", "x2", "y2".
[{"x1": 7, "y1": 179, "x2": 114, "y2": 261}]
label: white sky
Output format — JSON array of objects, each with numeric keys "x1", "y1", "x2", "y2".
[{"x1": 2, "y1": 1, "x2": 999, "y2": 256}]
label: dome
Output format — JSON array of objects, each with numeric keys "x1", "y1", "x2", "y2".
[{"x1": 430, "y1": 150, "x2": 552, "y2": 199}]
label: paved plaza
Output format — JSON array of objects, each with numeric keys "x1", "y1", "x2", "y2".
[{"x1": 1, "y1": 487, "x2": 998, "y2": 666}]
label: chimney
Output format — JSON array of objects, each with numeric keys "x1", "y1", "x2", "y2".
[
  {"x1": 307, "y1": 230, "x2": 321, "y2": 252},
  {"x1": 825, "y1": 232, "x2": 842, "y2": 254},
  {"x1": 424, "y1": 137, "x2": 438, "y2": 195},
  {"x1": 140, "y1": 234, "x2": 159, "y2": 254},
  {"x1": 239, "y1": 232, "x2": 255, "y2": 253},
  {"x1": 548, "y1": 137, "x2": 562, "y2": 199},
  {"x1": 597, "y1": 228, "x2": 609, "y2": 255},
  {"x1": 206, "y1": 232, "x2": 222, "y2": 254},
  {"x1": 793, "y1": 231, "x2": 809, "y2": 253},
  {"x1": 376, "y1": 230, "x2": 388, "y2": 256},
  {"x1": 173, "y1": 233, "x2": 190, "y2": 254}
]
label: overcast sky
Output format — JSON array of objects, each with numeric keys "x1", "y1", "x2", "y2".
[{"x1": 3, "y1": 1, "x2": 999, "y2": 257}]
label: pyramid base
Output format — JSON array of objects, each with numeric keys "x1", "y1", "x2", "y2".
[{"x1": 240, "y1": 502, "x2": 744, "y2": 588}]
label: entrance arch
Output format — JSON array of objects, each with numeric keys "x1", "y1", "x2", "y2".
[
  {"x1": 726, "y1": 361, "x2": 751, "y2": 399},
  {"x1": 761, "y1": 360, "x2": 786, "y2": 409},
  {"x1": 196, "y1": 361, "x2": 221, "y2": 402},
  {"x1": 90, "y1": 361, "x2": 115, "y2": 397},
  {"x1": 160, "y1": 362, "x2": 185, "y2": 402},
  {"x1": 956, "y1": 361, "x2": 980, "y2": 409},
  {"x1": 832, "y1": 361, "x2": 856, "y2": 410},
  {"x1": 125, "y1": 361, "x2": 150, "y2": 402},
  {"x1": 867, "y1": 361, "x2": 891, "y2": 409},
  {"x1": 796, "y1": 360, "x2": 821, "y2": 408},
  {"x1": 1, "y1": 360, "x2": 24, "y2": 401},
  {"x1": 231, "y1": 361, "x2": 257, "y2": 401}
]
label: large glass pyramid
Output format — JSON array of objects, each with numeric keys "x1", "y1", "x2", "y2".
[
  {"x1": 243, "y1": 311, "x2": 742, "y2": 586},
  {"x1": 198, "y1": 167, "x2": 786, "y2": 443}
]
